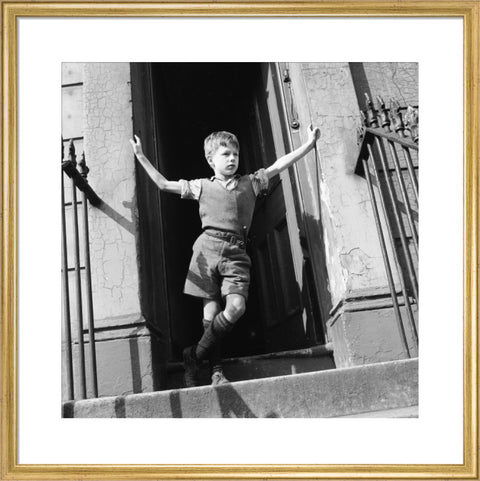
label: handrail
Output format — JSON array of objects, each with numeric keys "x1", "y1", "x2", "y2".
[
  {"x1": 62, "y1": 159, "x2": 101, "y2": 207},
  {"x1": 363, "y1": 127, "x2": 418, "y2": 150}
]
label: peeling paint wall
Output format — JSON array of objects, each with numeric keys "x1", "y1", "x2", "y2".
[
  {"x1": 329, "y1": 304, "x2": 418, "y2": 368},
  {"x1": 286, "y1": 62, "x2": 418, "y2": 366},
  {"x1": 83, "y1": 63, "x2": 141, "y2": 321},
  {"x1": 289, "y1": 62, "x2": 393, "y2": 307},
  {"x1": 62, "y1": 63, "x2": 155, "y2": 400},
  {"x1": 354, "y1": 62, "x2": 418, "y2": 107}
]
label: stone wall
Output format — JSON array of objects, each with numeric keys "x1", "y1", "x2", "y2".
[
  {"x1": 62, "y1": 63, "x2": 155, "y2": 400},
  {"x1": 289, "y1": 62, "x2": 393, "y2": 308},
  {"x1": 287, "y1": 62, "x2": 418, "y2": 366},
  {"x1": 351, "y1": 62, "x2": 418, "y2": 108},
  {"x1": 83, "y1": 63, "x2": 141, "y2": 321}
]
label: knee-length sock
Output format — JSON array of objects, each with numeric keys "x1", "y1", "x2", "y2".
[
  {"x1": 202, "y1": 319, "x2": 222, "y2": 372},
  {"x1": 196, "y1": 311, "x2": 235, "y2": 361}
]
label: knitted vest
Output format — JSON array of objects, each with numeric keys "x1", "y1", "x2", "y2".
[{"x1": 199, "y1": 176, "x2": 257, "y2": 237}]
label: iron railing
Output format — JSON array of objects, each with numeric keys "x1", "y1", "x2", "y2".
[
  {"x1": 355, "y1": 94, "x2": 419, "y2": 358},
  {"x1": 62, "y1": 138, "x2": 101, "y2": 400}
]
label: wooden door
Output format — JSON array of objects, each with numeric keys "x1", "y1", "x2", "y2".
[{"x1": 244, "y1": 66, "x2": 313, "y2": 352}]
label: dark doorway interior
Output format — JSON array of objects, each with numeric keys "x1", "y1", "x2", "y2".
[{"x1": 150, "y1": 63, "x2": 267, "y2": 360}]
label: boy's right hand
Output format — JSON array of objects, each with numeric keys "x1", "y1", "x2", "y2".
[
  {"x1": 129, "y1": 135, "x2": 144, "y2": 157},
  {"x1": 307, "y1": 123, "x2": 321, "y2": 145}
]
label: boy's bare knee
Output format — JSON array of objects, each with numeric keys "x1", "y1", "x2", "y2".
[
  {"x1": 225, "y1": 294, "x2": 246, "y2": 320},
  {"x1": 203, "y1": 299, "x2": 222, "y2": 320}
]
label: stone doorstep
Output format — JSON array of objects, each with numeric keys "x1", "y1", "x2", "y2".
[
  {"x1": 63, "y1": 358, "x2": 418, "y2": 419},
  {"x1": 167, "y1": 344, "x2": 336, "y2": 389},
  {"x1": 337, "y1": 405, "x2": 418, "y2": 418}
]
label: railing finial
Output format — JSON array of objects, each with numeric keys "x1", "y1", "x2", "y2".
[
  {"x1": 389, "y1": 98, "x2": 405, "y2": 137},
  {"x1": 376, "y1": 96, "x2": 391, "y2": 132},
  {"x1": 364, "y1": 92, "x2": 378, "y2": 128},
  {"x1": 404, "y1": 105, "x2": 419, "y2": 143},
  {"x1": 77, "y1": 151, "x2": 90, "y2": 179},
  {"x1": 359, "y1": 110, "x2": 368, "y2": 126},
  {"x1": 68, "y1": 139, "x2": 76, "y2": 163}
]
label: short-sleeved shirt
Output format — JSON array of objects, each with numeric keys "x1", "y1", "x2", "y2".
[
  {"x1": 179, "y1": 169, "x2": 269, "y2": 201},
  {"x1": 178, "y1": 169, "x2": 269, "y2": 237}
]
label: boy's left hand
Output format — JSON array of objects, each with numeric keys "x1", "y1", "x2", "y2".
[{"x1": 307, "y1": 124, "x2": 321, "y2": 144}]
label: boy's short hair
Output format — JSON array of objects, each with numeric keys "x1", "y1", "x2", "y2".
[{"x1": 204, "y1": 131, "x2": 239, "y2": 161}]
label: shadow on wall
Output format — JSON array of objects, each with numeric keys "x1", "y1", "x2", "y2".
[
  {"x1": 95, "y1": 193, "x2": 171, "y2": 390},
  {"x1": 300, "y1": 211, "x2": 333, "y2": 336},
  {"x1": 349, "y1": 62, "x2": 373, "y2": 110},
  {"x1": 128, "y1": 327, "x2": 144, "y2": 394},
  {"x1": 94, "y1": 198, "x2": 136, "y2": 235}
]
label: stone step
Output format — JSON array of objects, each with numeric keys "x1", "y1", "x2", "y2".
[
  {"x1": 63, "y1": 358, "x2": 418, "y2": 418},
  {"x1": 337, "y1": 405, "x2": 419, "y2": 418},
  {"x1": 166, "y1": 344, "x2": 336, "y2": 389}
]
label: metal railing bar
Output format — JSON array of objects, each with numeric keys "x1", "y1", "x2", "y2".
[
  {"x1": 62, "y1": 82, "x2": 84, "y2": 88},
  {"x1": 366, "y1": 144, "x2": 418, "y2": 346},
  {"x1": 61, "y1": 171, "x2": 74, "y2": 401},
  {"x1": 67, "y1": 266, "x2": 85, "y2": 273},
  {"x1": 362, "y1": 155, "x2": 411, "y2": 357},
  {"x1": 62, "y1": 138, "x2": 103, "y2": 400},
  {"x1": 71, "y1": 174, "x2": 87, "y2": 399},
  {"x1": 383, "y1": 138, "x2": 419, "y2": 255},
  {"x1": 62, "y1": 136, "x2": 84, "y2": 143},
  {"x1": 373, "y1": 138, "x2": 419, "y2": 302},
  {"x1": 365, "y1": 127, "x2": 418, "y2": 150},
  {"x1": 401, "y1": 146, "x2": 419, "y2": 202},
  {"x1": 62, "y1": 161, "x2": 101, "y2": 207},
  {"x1": 80, "y1": 159, "x2": 99, "y2": 398}
]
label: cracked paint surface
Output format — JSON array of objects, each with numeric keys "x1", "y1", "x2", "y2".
[
  {"x1": 61, "y1": 63, "x2": 155, "y2": 399},
  {"x1": 362, "y1": 63, "x2": 418, "y2": 107},
  {"x1": 83, "y1": 63, "x2": 141, "y2": 320},
  {"x1": 292, "y1": 62, "x2": 399, "y2": 304},
  {"x1": 340, "y1": 248, "x2": 373, "y2": 276},
  {"x1": 276, "y1": 63, "x2": 418, "y2": 368}
]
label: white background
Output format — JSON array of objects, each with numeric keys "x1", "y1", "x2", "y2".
[{"x1": 18, "y1": 17, "x2": 464, "y2": 465}]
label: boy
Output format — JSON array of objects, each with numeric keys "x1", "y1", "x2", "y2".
[{"x1": 130, "y1": 124, "x2": 320, "y2": 387}]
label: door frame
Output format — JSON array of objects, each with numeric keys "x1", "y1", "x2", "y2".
[
  {"x1": 131, "y1": 62, "x2": 328, "y2": 361},
  {"x1": 264, "y1": 62, "x2": 329, "y2": 343},
  {"x1": 130, "y1": 63, "x2": 172, "y2": 355}
]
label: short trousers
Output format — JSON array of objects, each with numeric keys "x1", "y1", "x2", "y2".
[{"x1": 183, "y1": 232, "x2": 251, "y2": 300}]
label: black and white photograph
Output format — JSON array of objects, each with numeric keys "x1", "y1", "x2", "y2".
[
  {"x1": 61, "y1": 62, "x2": 419, "y2": 418},
  {"x1": 4, "y1": 4, "x2": 477, "y2": 478}
]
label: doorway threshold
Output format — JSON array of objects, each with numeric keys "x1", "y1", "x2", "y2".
[{"x1": 166, "y1": 343, "x2": 335, "y2": 389}]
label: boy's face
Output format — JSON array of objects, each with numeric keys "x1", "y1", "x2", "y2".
[{"x1": 208, "y1": 144, "x2": 239, "y2": 179}]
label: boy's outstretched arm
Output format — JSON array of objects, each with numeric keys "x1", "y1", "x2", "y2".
[
  {"x1": 265, "y1": 124, "x2": 320, "y2": 179},
  {"x1": 129, "y1": 135, "x2": 182, "y2": 194}
]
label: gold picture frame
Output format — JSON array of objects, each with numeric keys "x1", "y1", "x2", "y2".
[{"x1": 2, "y1": 1, "x2": 478, "y2": 479}]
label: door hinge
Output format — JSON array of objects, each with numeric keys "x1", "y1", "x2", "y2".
[{"x1": 282, "y1": 67, "x2": 300, "y2": 130}]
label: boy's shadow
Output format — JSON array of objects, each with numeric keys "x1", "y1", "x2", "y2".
[
  {"x1": 168, "y1": 383, "x2": 280, "y2": 418},
  {"x1": 214, "y1": 383, "x2": 257, "y2": 418},
  {"x1": 214, "y1": 384, "x2": 279, "y2": 418}
]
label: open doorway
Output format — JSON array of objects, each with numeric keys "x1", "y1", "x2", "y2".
[{"x1": 134, "y1": 63, "x2": 322, "y2": 362}]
